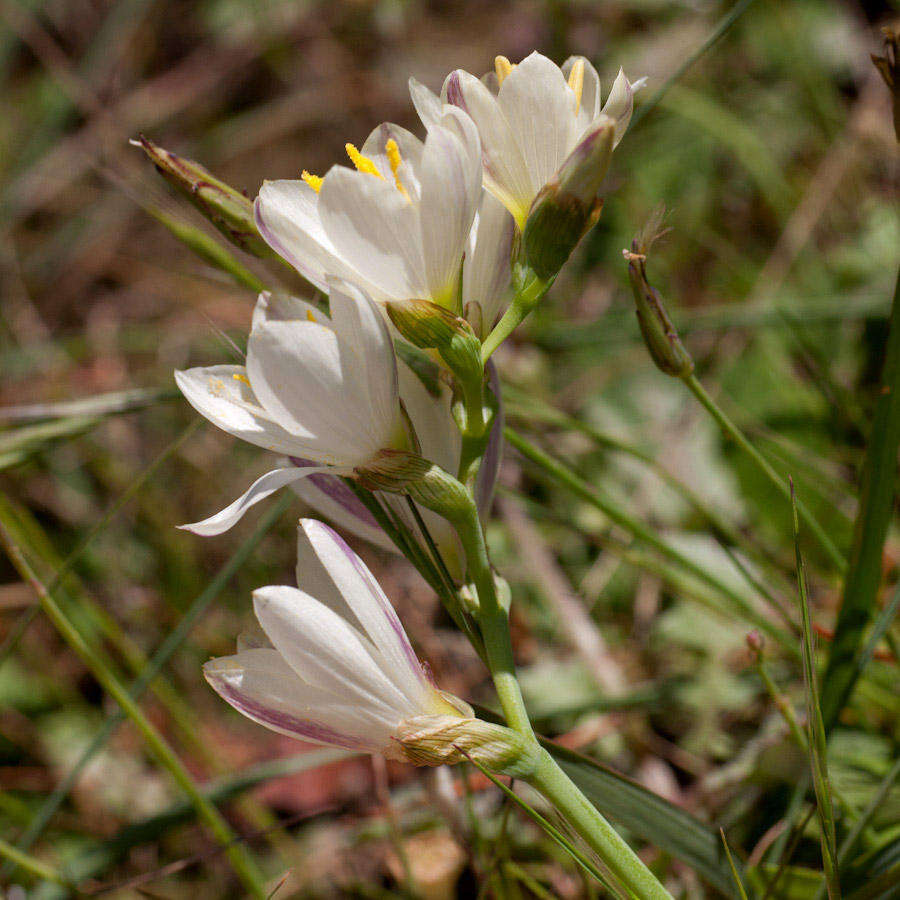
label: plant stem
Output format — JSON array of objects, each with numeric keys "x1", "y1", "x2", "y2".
[
  {"x1": 452, "y1": 498, "x2": 534, "y2": 738},
  {"x1": 683, "y1": 373, "x2": 846, "y2": 572},
  {"x1": 481, "y1": 274, "x2": 552, "y2": 363},
  {"x1": 0, "y1": 837, "x2": 69, "y2": 887},
  {"x1": 0, "y1": 514, "x2": 269, "y2": 898},
  {"x1": 529, "y1": 749, "x2": 674, "y2": 900}
]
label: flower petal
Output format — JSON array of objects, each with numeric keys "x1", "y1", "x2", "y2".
[
  {"x1": 287, "y1": 461, "x2": 395, "y2": 553},
  {"x1": 562, "y1": 55, "x2": 601, "y2": 132},
  {"x1": 445, "y1": 69, "x2": 532, "y2": 226},
  {"x1": 463, "y1": 191, "x2": 514, "y2": 337},
  {"x1": 496, "y1": 52, "x2": 577, "y2": 199},
  {"x1": 318, "y1": 165, "x2": 426, "y2": 301},
  {"x1": 600, "y1": 68, "x2": 636, "y2": 147},
  {"x1": 252, "y1": 291, "x2": 324, "y2": 330},
  {"x1": 409, "y1": 77, "x2": 442, "y2": 130},
  {"x1": 246, "y1": 314, "x2": 387, "y2": 465},
  {"x1": 174, "y1": 365, "x2": 303, "y2": 457},
  {"x1": 361, "y1": 122, "x2": 424, "y2": 201},
  {"x1": 254, "y1": 180, "x2": 360, "y2": 294},
  {"x1": 204, "y1": 648, "x2": 393, "y2": 751},
  {"x1": 296, "y1": 519, "x2": 431, "y2": 703},
  {"x1": 179, "y1": 465, "x2": 330, "y2": 536},
  {"x1": 417, "y1": 109, "x2": 482, "y2": 306},
  {"x1": 253, "y1": 585, "x2": 415, "y2": 714}
]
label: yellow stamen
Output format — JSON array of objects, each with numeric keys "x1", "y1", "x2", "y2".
[
  {"x1": 494, "y1": 55, "x2": 514, "y2": 86},
  {"x1": 232, "y1": 373, "x2": 251, "y2": 386},
  {"x1": 305, "y1": 309, "x2": 316, "y2": 322},
  {"x1": 345, "y1": 143, "x2": 383, "y2": 179},
  {"x1": 385, "y1": 138, "x2": 409, "y2": 199},
  {"x1": 567, "y1": 58, "x2": 585, "y2": 114},
  {"x1": 301, "y1": 170, "x2": 323, "y2": 193}
]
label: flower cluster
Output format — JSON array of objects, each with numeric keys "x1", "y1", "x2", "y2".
[{"x1": 174, "y1": 52, "x2": 641, "y2": 764}]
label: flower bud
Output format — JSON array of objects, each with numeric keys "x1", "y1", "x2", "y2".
[
  {"x1": 386, "y1": 299, "x2": 483, "y2": 386},
  {"x1": 396, "y1": 715, "x2": 542, "y2": 777},
  {"x1": 523, "y1": 117, "x2": 614, "y2": 279},
  {"x1": 626, "y1": 244, "x2": 694, "y2": 379},
  {"x1": 134, "y1": 135, "x2": 275, "y2": 259}
]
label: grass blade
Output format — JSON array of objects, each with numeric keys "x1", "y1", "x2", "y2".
[
  {"x1": 721, "y1": 830, "x2": 750, "y2": 900},
  {"x1": 791, "y1": 481, "x2": 840, "y2": 899},
  {"x1": 821, "y1": 270, "x2": 900, "y2": 729}
]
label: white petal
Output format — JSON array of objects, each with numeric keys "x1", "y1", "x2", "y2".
[
  {"x1": 409, "y1": 77, "x2": 442, "y2": 130},
  {"x1": 562, "y1": 55, "x2": 601, "y2": 132},
  {"x1": 175, "y1": 365, "x2": 303, "y2": 457},
  {"x1": 296, "y1": 519, "x2": 431, "y2": 703},
  {"x1": 600, "y1": 68, "x2": 636, "y2": 147},
  {"x1": 398, "y1": 362, "x2": 459, "y2": 475},
  {"x1": 254, "y1": 180, "x2": 359, "y2": 294},
  {"x1": 319, "y1": 165, "x2": 426, "y2": 301},
  {"x1": 497, "y1": 52, "x2": 577, "y2": 199},
  {"x1": 204, "y1": 648, "x2": 394, "y2": 751},
  {"x1": 252, "y1": 291, "x2": 325, "y2": 330},
  {"x1": 463, "y1": 191, "x2": 514, "y2": 337},
  {"x1": 361, "y1": 122, "x2": 424, "y2": 200},
  {"x1": 446, "y1": 69, "x2": 532, "y2": 226},
  {"x1": 246, "y1": 317, "x2": 384, "y2": 465},
  {"x1": 287, "y1": 466, "x2": 396, "y2": 553},
  {"x1": 326, "y1": 277, "x2": 399, "y2": 445},
  {"x1": 179, "y1": 465, "x2": 330, "y2": 536},
  {"x1": 253, "y1": 585, "x2": 415, "y2": 715},
  {"x1": 417, "y1": 111, "x2": 481, "y2": 305}
]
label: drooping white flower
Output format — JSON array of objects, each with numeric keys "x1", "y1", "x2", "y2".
[
  {"x1": 254, "y1": 108, "x2": 482, "y2": 311},
  {"x1": 204, "y1": 519, "x2": 471, "y2": 758},
  {"x1": 175, "y1": 279, "x2": 410, "y2": 535},
  {"x1": 414, "y1": 52, "x2": 644, "y2": 230}
]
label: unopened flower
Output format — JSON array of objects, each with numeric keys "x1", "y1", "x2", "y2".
[
  {"x1": 175, "y1": 279, "x2": 413, "y2": 535},
  {"x1": 419, "y1": 52, "x2": 643, "y2": 231},
  {"x1": 204, "y1": 519, "x2": 472, "y2": 758},
  {"x1": 254, "y1": 109, "x2": 481, "y2": 311}
]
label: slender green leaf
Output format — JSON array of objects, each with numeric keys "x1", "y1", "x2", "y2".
[
  {"x1": 791, "y1": 483, "x2": 839, "y2": 898},
  {"x1": 722, "y1": 829, "x2": 751, "y2": 900},
  {"x1": 822, "y1": 270, "x2": 900, "y2": 729}
]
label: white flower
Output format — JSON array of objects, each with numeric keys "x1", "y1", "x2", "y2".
[
  {"x1": 254, "y1": 109, "x2": 482, "y2": 311},
  {"x1": 204, "y1": 519, "x2": 471, "y2": 758},
  {"x1": 175, "y1": 279, "x2": 409, "y2": 536},
  {"x1": 415, "y1": 52, "x2": 644, "y2": 230}
]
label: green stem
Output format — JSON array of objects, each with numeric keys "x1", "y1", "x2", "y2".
[
  {"x1": 0, "y1": 516, "x2": 269, "y2": 898},
  {"x1": 481, "y1": 275, "x2": 552, "y2": 363},
  {"x1": 529, "y1": 749, "x2": 674, "y2": 900},
  {"x1": 0, "y1": 837, "x2": 68, "y2": 887},
  {"x1": 452, "y1": 498, "x2": 534, "y2": 738},
  {"x1": 683, "y1": 374, "x2": 846, "y2": 573}
]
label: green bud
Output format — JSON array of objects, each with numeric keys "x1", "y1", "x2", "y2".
[
  {"x1": 134, "y1": 134, "x2": 275, "y2": 260},
  {"x1": 626, "y1": 245, "x2": 694, "y2": 379},
  {"x1": 386, "y1": 299, "x2": 483, "y2": 387},
  {"x1": 523, "y1": 117, "x2": 614, "y2": 279},
  {"x1": 396, "y1": 715, "x2": 541, "y2": 777}
]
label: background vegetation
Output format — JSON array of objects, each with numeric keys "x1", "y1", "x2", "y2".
[{"x1": 0, "y1": 0, "x2": 897, "y2": 896}]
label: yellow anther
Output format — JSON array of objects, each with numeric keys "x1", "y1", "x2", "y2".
[
  {"x1": 305, "y1": 309, "x2": 317, "y2": 322},
  {"x1": 494, "y1": 55, "x2": 514, "y2": 86},
  {"x1": 385, "y1": 138, "x2": 409, "y2": 199},
  {"x1": 232, "y1": 373, "x2": 251, "y2": 386},
  {"x1": 568, "y1": 58, "x2": 585, "y2": 114},
  {"x1": 301, "y1": 170, "x2": 323, "y2": 193},
  {"x1": 345, "y1": 143, "x2": 383, "y2": 179}
]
